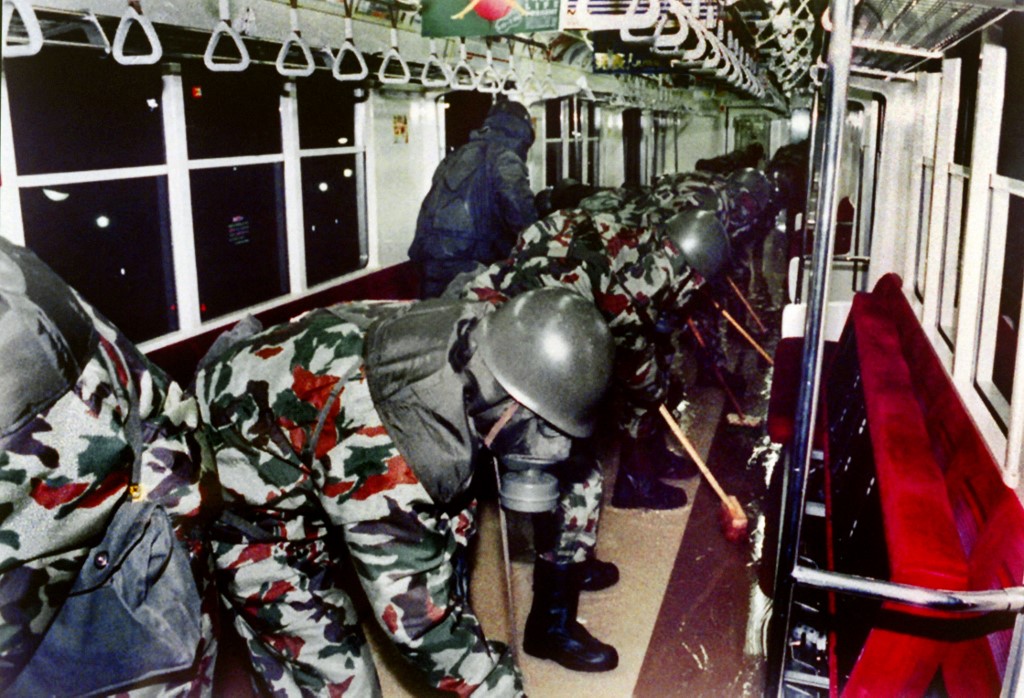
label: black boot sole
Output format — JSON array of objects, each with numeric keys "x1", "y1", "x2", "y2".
[{"x1": 522, "y1": 639, "x2": 619, "y2": 672}]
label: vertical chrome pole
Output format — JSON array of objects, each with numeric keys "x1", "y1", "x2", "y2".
[
  {"x1": 767, "y1": 0, "x2": 855, "y2": 691},
  {"x1": 794, "y1": 89, "x2": 821, "y2": 305}
]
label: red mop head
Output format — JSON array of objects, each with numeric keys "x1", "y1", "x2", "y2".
[{"x1": 720, "y1": 495, "x2": 749, "y2": 542}]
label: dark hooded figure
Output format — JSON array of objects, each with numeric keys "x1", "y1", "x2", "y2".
[{"x1": 409, "y1": 99, "x2": 538, "y2": 298}]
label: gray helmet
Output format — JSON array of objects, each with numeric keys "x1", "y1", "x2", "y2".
[
  {"x1": 476, "y1": 287, "x2": 614, "y2": 438},
  {"x1": 663, "y1": 209, "x2": 732, "y2": 280}
]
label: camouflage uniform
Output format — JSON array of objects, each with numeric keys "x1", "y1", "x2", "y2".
[
  {"x1": 194, "y1": 304, "x2": 523, "y2": 697},
  {"x1": 0, "y1": 241, "x2": 217, "y2": 695}
]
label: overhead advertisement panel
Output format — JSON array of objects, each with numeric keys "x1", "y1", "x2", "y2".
[{"x1": 421, "y1": 0, "x2": 561, "y2": 36}]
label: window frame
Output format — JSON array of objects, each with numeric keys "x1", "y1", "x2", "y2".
[{"x1": 0, "y1": 55, "x2": 369, "y2": 352}]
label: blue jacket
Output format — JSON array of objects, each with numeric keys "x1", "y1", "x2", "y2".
[{"x1": 409, "y1": 103, "x2": 538, "y2": 297}]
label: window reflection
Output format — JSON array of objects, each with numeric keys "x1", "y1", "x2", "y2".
[
  {"x1": 301, "y1": 154, "x2": 364, "y2": 286},
  {"x1": 20, "y1": 177, "x2": 178, "y2": 342},
  {"x1": 4, "y1": 45, "x2": 164, "y2": 174},
  {"x1": 182, "y1": 60, "x2": 284, "y2": 160},
  {"x1": 191, "y1": 164, "x2": 289, "y2": 319}
]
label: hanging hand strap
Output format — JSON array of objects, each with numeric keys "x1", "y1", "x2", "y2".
[
  {"x1": 276, "y1": 0, "x2": 315, "y2": 77},
  {"x1": 332, "y1": 3, "x2": 368, "y2": 82},
  {"x1": 2, "y1": 0, "x2": 42, "y2": 58},
  {"x1": 205, "y1": 0, "x2": 250, "y2": 72},
  {"x1": 112, "y1": 0, "x2": 162, "y2": 66}
]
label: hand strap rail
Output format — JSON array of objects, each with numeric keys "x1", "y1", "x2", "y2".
[
  {"x1": 378, "y1": 27, "x2": 410, "y2": 84},
  {"x1": 112, "y1": 1, "x2": 162, "y2": 65},
  {"x1": 204, "y1": 0, "x2": 250, "y2": 72},
  {"x1": 333, "y1": 14, "x2": 368, "y2": 81},
  {"x1": 420, "y1": 38, "x2": 450, "y2": 87},
  {"x1": 2, "y1": 0, "x2": 43, "y2": 57},
  {"x1": 449, "y1": 38, "x2": 476, "y2": 90}
]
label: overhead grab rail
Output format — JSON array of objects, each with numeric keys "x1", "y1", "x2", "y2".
[
  {"x1": 332, "y1": 0, "x2": 368, "y2": 82},
  {"x1": 112, "y1": 0, "x2": 162, "y2": 65},
  {"x1": 2, "y1": 0, "x2": 43, "y2": 57},
  {"x1": 449, "y1": 38, "x2": 476, "y2": 90},
  {"x1": 378, "y1": 28, "x2": 411, "y2": 84},
  {"x1": 421, "y1": 38, "x2": 450, "y2": 87},
  {"x1": 204, "y1": 0, "x2": 250, "y2": 72},
  {"x1": 564, "y1": 0, "x2": 660, "y2": 32},
  {"x1": 476, "y1": 42, "x2": 501, "y2": 93},
  {"x1": 517, "y1": 42, "x2": 542, "y2": 96},
  {"x1": 276, "y1": 0, "x2": 315, "y2": 76}
]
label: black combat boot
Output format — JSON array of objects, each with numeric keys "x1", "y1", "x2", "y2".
[
  {"x1": 610, "y1": 438, "x2": 688, "y2": 510},
  {"x1": 523, "y1": 559, "x2": 619, "y2": 672},
  {"x1": 574, "y1": 557, "x2": 620, "y2": 592}
]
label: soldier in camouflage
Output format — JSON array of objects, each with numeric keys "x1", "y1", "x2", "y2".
[
  {"x1": 458, "y1": 207, "x2": 731, "y2": 514},
  {"x1": 194, "y1": 287, "x2": 616, "y2": 695},
  {"x1": 0, "y1": 238, "x2": 217, "y2": 696}
]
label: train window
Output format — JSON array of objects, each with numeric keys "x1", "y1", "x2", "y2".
[
  {"x1": 20, "y1": 177, "x2": 178, "y2": 342},
  {"x1": 914, "y1": 159, "x2": 934, "y2": 302},
  {"x1": 4, "y1": 45, "x2": 165, "y2": 174},
  {"x1": 190, "y1": 164, "x2": 289, "y2": 320},
  {"x1": 544, "y1": 97, "x2": 599, "y2": 186},
  {"x1": 182, "y1": 61, "x2": 284, "y2": 160},
  {"x1": 297, "y1": 73, "x2": 358, "y2": 150},
  {"x1": 301, "y1": 154, "x2": 363, "y2": 287}
]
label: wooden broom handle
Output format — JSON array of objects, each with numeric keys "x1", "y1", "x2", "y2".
[
  {"x1": 658, "y1": 404, "x2": 731, "y2": 506},
  {"x1": 712, "y1": 300, "x2": 774, "y2": 366},
  {"x1": 726, "y1": 277, "x2": 767, "y2": 333}
]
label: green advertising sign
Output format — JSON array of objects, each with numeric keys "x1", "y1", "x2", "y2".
[{"x1": 421, "y1": 0, "x2": 561, "y2": 37}]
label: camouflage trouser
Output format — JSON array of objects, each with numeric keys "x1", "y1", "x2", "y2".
[
  {"x1": 540, "y1": 456, "x2": 604, "y2": 565},
  {"x1": 196, "y1": 309, "x2": 523, "y2": 697}
]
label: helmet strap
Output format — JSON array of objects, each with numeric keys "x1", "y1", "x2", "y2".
[{"x1": 483, "y1": 401, "x2": 520, "y2": 448}]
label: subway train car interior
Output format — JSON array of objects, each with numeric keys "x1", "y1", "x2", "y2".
[{"x1": 2, "y1": 0, "x2": 1024, "y2": 694}]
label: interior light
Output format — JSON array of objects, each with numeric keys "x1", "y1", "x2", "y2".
[
  {"x1": 96, "y1": 215, "x2": 111, "y2": 229},
  {"x1": 791, "y1": 108, "x2": 811, "y2": 141},
  {"x1": 338, "y1": 137, "x2": 349, "y2": 145},
  {"x1": 343, "y1": 168, "x2": 353, "y2": 178},
  {"x1": 42, "y1": 188, "x2": 69, "y2": 202}
]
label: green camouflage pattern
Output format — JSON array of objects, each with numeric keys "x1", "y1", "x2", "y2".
[
  {"x1": 459, "y1": 209, "x2": 701, "y2": 438},
  {"x1": 195, "y1": 305, "x2": 523, "y2": 697},
  {"x1": 0, "y1": 295, "x2": 218, "y2": 695}
]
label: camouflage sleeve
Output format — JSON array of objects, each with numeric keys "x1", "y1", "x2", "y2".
[{"x1": 0, "y1": 296, "x2": 212, "y2": 694}]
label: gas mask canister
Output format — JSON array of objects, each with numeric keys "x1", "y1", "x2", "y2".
[{"x1": 483, "y1": 401, "x2": 573, "y2": 513}]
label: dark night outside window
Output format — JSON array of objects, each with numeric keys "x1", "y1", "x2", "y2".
[
  {"x1": 301, "y1": 155, "x2": 364, "y2": 286},
  {"x1": 182, "y1": 60, "x2": 284, "y2": 160},
  {"x1": 297, "y1": 72, "x2": 358, "y2": 150},
  {"x1": 191, "y1": 164, "x2": 289, "y2": 320},
  {"x1": 4, "y1": 45, "x2": 165, "y2": 174},
  {"x1": 546, "y1": 142, "x2": 563, "y2": 186},
  {"x1": 20, "y1": 177, "x2": 178, "y2": 342}
]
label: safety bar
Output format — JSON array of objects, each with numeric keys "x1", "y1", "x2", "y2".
[
  {"x1": 476, "y1": 46, "x2": 501, "y2": 93},
  {"x1": 276, "y1": 3, "x2": 315, "y2": 77},
  {"x1": 449, "y1": 40, "x2": 476, "y2": 90},
  {"x1": 2, "y1": 0, "x2": 43, "y2": 57},
  {"x1": 112, "y1": 2, "x2": 162, "y2": 65},
  {"x1": 563, "y1": 0, "x2": 660, "y2": 32},
  {"x1": 204, "y1": 0, "x2": 250, "y2": 72},
  {"x1": 333, "y1": 16, "x2": 368, "y2": 81},
  {"x1": 792, "y1": 567, "x2": 1024, "y2": 615},
  {"x1": 378, "y1": 27, "x2": 410, "y2": 84}
]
